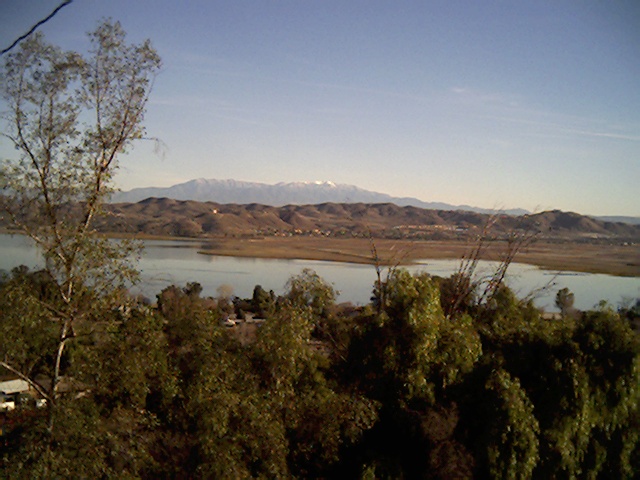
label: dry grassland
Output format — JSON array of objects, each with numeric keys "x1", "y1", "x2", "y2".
[{"x1": 197, "y1": 237, "x2": 640, "y2": 277}]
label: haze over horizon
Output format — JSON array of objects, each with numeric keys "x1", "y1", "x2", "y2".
[{"x1": 1, "y1": 1, "x2": 638, "y2": 216}]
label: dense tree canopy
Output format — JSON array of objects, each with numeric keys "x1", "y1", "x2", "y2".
[{"x1": 1, "y1": 264, "x2": 638, "y2": 478}]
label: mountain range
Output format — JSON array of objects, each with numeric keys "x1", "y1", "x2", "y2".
[
  {"x1": 110, "y1": 178, "x2": 532, "y2": 216},
  {"x1": 111, "y1": 178, "x2": 640, "y2": 225}
]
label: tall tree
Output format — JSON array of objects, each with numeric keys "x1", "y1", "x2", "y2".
[{"x1": 0, "y1": 19, "x2": 161, "y2": 467}]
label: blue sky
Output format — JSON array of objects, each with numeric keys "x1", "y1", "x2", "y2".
[{"x1": 1, "y1": 1, "x2": 639, "y2": 216}]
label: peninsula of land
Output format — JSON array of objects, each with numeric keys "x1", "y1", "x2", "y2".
[{"x1": 193, "y1": 236, "x2": 639, "y2": 277}]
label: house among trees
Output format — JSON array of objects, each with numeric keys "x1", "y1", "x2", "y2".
[
  {"x1": 0, "y1": 379, "x2": 31, "y2": 411},
  {"x1": 0, "y1": 379, "x2": 31, "y2": 396}
]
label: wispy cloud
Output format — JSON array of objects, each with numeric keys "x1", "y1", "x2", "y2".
[
  {"x1": 165, "y1": 50, "x2": 228, "y2": 69},
  {"x1": 561, "y1": 129, "x2": 640, "y2": 142},
  {"x1": 150, "y1": 94, "x2": 233, "y2": 109},
  {"x1": 447, "y1": 87, "x2": 640, "y2": 143},
  {"x1": 287, "y1": 78, "x2": 432, "y2": 104},
  {"x1": 478, "y1": 114, "x2": 640, "y2": 142},
  {"x1": 449, "y1": 86, "x2": 522, "y2": 108}
]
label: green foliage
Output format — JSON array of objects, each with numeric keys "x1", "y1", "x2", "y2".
[
  {"x1": 254, "y1": 305, "x2": 319, "y2": 396},
  {"x1": 284, "y1": 267, "x2": 337, "y2": 318},
  {"x1": 343, "y1": 272, "x2": 640, "y2": 478},
  {"x1": 349, "y1": 270, "x2": 481, "y2": 405},
  {"x1": 251, "y1": 284, "x2": 275, "y2": 317},
  {"x1": 484, "y1": 369, "x2": 540, "y2": 480},
  {"x1": 1, "y1": 266, "x2": 638, "y2": 478},
  {"x1": 0, "y1": 268, "x2": 59, "y2": 378},
  {"x1": 286, "y1": 389, "x2": 378, "y2": 478},
  {"x1": 1, "y1": 301, "x2": 174, "y2": 478},
  {"x1": 342, "y1": 270, "x2": 483, "y2": 477},
  {"x1": 148, "y1": 278, "x2": 378, "y2": 478},
  {"x1": 76, "y1": 306, "x2": 176, "y2": 415},
  {"x1": 567, "y1": 310, "x2": 640, "y2": 477},
  {"x1": 252, "y1": 300, "x2": 377, "y2": 477},
  {"x1": 1, "y1": 21, "x2": 159, "y2": 294},
  {"x1": 1, "y1": 16, "x2": 161, "y2": 399},
  {"x1": 181, "y1": 330, "x2": 290, "y2": 478},
  {"x1": 456, "y1": 284, "x2": 640, "y2": 479}
]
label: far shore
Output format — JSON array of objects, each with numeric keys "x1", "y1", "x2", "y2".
[{"x1": 2, "y1": 229, "x2": 638, "y2": 277}]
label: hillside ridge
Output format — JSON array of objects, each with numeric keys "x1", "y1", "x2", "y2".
[{"x1": 99, "y1": 199, "x2": 640, "y2": 242}]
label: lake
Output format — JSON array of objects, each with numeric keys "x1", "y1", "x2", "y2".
[{"x1": 0, "y1": 234, "x2": 638, "y2": 312}]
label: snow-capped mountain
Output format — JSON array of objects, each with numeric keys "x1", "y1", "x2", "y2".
[{"x1": 110, "y1": 178, "x2": 530, "y2": 215}]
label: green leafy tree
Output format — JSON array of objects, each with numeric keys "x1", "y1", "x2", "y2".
[
  {"x1": 252, "y1": 289, "x2": 377, "y2": 477},
  {"x1": 164, "y1": 299, "x2": 290, "y2": 478},
  {"x1": 0, "y1": 19, "x2": 161, "y2": 472},
  {"x1": 284, "y1": 268, "x2": 337, "y2": 318},
  {"x1": 345, "y1": 270, "x2": 481, "y2": 477},
  {"x1": 458, "y1": 285, "x2": 640, "y2": 478},
  {"x1": 0, "y1": 268, "x2": 59, "y2": 384},
  {"x1": 1, "y1": 297, "x2": 176, "y2": 478},
  {"x1": 251, "y1": 284, "x2": 274, "y2": 317},
  {"x1": 483, "y1": 369, "x2": 540, "y2": 480}
]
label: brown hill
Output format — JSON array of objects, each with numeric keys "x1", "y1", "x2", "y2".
[
  {"x1": 520, "y1": 210, "x2": 637, "y2": 238},
  {"x1": 94, "y1": 199, "x2": 640, "y2": 243}
]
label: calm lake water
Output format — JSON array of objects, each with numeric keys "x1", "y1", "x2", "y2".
[{"x1": 1, "y1": 234, "x2": 638, "y2": 312}]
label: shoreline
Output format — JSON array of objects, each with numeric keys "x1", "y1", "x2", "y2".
[{"x1": 2, "y1": 230, "x2": 638, "y2": 277}]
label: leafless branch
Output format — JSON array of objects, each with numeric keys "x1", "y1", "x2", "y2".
[{"x1": 1, "y1": 1, "x2": 73, "y2": 56}]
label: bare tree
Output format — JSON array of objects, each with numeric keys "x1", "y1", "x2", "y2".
[
  {"x1": 555, "y1": 287, "x2": 576, "y2": 318},
  {"x1": 442, "y1": 214, "x2": 540, "y2": 319}
]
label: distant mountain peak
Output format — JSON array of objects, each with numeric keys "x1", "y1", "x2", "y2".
[{"x1": 309, "y1": 180, "x2": 336, "y2": 187}]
